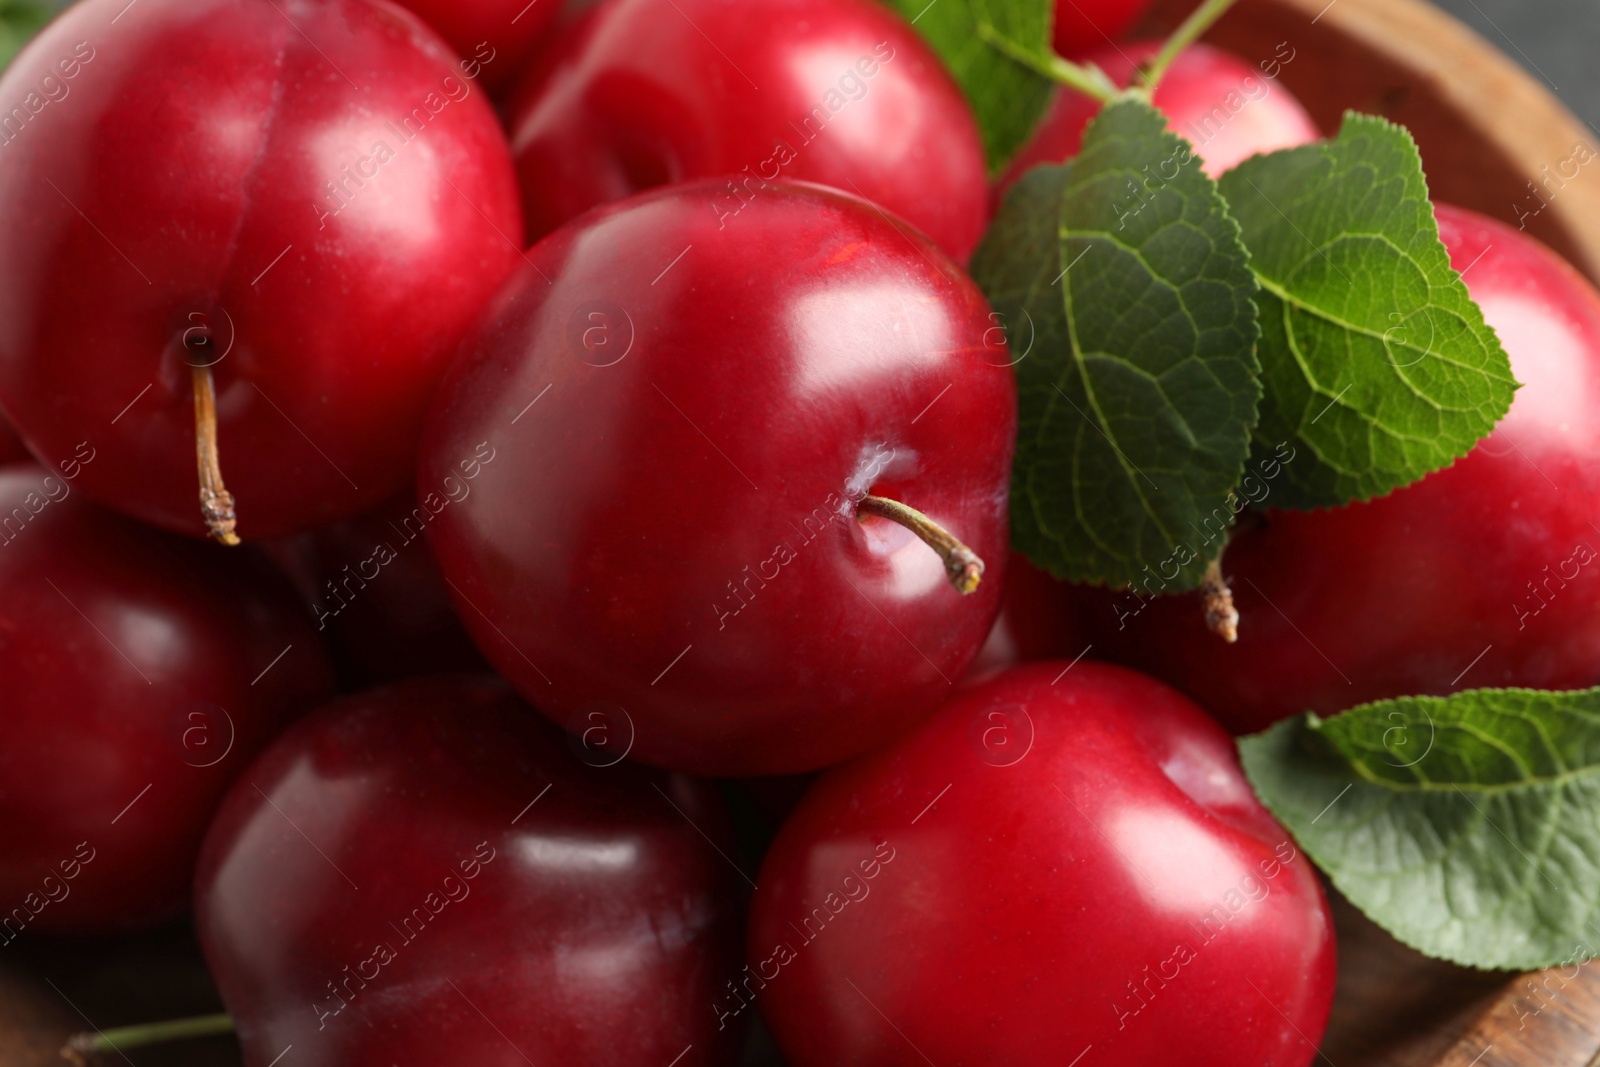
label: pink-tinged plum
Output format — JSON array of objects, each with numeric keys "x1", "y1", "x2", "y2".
[
  {"x1": 504, "y1": 0, "x2": 989, "y2": 261},
  {"x1": 750, "y1": 662, "x2": 1336, "y2": 1066},
  {"x1": 0, "y1": 0, "x2": 522, "y2": 541}
]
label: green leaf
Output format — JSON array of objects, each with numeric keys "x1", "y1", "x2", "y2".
[
  {"x1": 969, "y1": 0, "x2": 1051, "y2": 57},
  {"x1": 0, "y1": 0, "x2": 52, "y2": 72},
  {"x1": 1241, "y1": 687, "x2": 1600, "y2": 971},
  {"x1": 973, "y1": 98, "x2": 1261, "y2": 589},
  {"x1": 1219, "y1": 112, "x2": 1518, "y2": 508},
  {"x1": 882, "y1": 0, "x2": 1055, "y2": 171}
]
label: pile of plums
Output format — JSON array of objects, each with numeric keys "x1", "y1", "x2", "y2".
[{"x1": 2, "y1": 0, "x2": 1596, "y2": 1064}]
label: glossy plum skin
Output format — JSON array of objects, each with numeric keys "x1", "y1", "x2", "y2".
[
  {"x1": 1002, "y1": 41, "x2": 1319, "y2": 194},
  {"x1": 750, "y1": 662, "x2": 1336, "y2": 1067},
  {"x1": 1081, "y1": 204, "x2": 1600, "y2": 735},
  {"x1": 195, "y1": 676, "x2": 744, "y2": 1067},
  {"x1": 392, "y1": 0, "x2": 561, "y2": 93},
  {"x1": 0, "y1": 465, "x2": 333, "y2": 936},
  {"x1": 264, "y1": 494, "x2": 487, "y2": 688},
  {"x1": 422, "y1": 180, "x2": 1014, "y2": 776},
  {"x1": 505, "y1": 0, "x2": 989, "y2": 261},
  {"x1": 1052, "y1": 0, "x2": 1153, "y2": 55},
  {"x1": 0, "y1": 0, "x2": 522, "y2": 540}
]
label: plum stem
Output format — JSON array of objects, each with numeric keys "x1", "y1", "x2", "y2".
[
  {"x1": 857, "y1": 495, "x2": 984, "y2": 594},
  {"x1": 1202, "y1": 557, "x2": 1238, "y2": 643},
  {"x1": 1143, "y1": 0, "x2": 1241, "y2": 91},
  {"x1": 192, "y1": 364, "x2": 240, "y2": 545},
  {"x1": 60, "y1": 1012, "x2": 234, "y2": 1063}
]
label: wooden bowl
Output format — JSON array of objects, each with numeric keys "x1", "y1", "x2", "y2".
[
  {"x1": 1150, "y1": 0, "x2": 1600, "y2": 284},
  {"x1": 1140, "y1": 0, "x2": 1600, "y2": 1064}
]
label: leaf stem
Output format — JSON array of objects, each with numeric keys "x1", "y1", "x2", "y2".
[
  {"x1": 1143, "y1": 0, "x2": 1241, "y2": 90},
  {"x1": 61, "y1": 1013, "x2": 235, "y2": 1064},
  {"x1": 857, "y1": 495, "x2": 985, "y2": 593},
  {"x1": 973, "y1": 18, "x2": 1121, "y2": 102}
]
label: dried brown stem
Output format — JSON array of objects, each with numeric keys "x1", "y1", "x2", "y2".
[
  {"x1": 857, "y1": 495, "x2": 984, "y2": 594},
  {"x1": 1202, "y1": 557, "x2": 1238, "y2": 643},
  {"x1": 192, "y1": 364, "x2": 239, "y2": 545}
]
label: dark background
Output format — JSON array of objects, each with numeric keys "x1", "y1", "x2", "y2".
[{"x1": 1433, "y1": 0, "x2": 1599, "y2": 122}]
